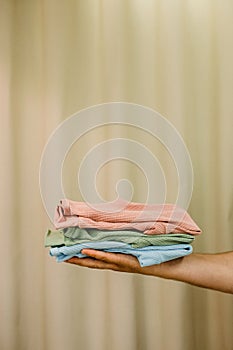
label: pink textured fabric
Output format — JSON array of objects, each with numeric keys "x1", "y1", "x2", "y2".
[{"x1": 54, "y1": 198, "x2": 201, "y2": 235}]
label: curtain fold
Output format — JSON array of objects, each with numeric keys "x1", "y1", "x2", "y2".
[{"x1": 0, "y1": 1, "x2": 232, "y2": 349}]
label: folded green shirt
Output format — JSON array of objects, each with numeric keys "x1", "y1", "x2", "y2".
[{"x1": 45, "y1": 227, "x2": 194, "y2": 248}]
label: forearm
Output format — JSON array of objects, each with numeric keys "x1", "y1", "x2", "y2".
[
  {"x1": 67, "y1": 249, "x2": 233, "y2": 294},
  {"x1": 143, "y1": 251, "x2": 233, "y2": 294}
]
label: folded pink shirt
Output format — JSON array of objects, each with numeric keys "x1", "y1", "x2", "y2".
[{"x1": 54, "y1": 198, "x2": 201, "y2": 235}]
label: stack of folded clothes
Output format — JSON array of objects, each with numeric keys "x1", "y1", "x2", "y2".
[{"x1": 45, "y1": 198, "x2": 201, "y2": 267}]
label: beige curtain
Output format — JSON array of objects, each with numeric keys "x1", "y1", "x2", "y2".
[{"x1": 1, "y1": 1, "x2": 232, "y2": 349}]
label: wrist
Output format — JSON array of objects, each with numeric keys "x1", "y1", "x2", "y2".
[{"x1": 137, "y1": 256, "x2": 186, "y2": 279}]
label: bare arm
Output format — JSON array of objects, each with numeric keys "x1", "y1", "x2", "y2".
[{"x1": 66, "y1": 250, "x2": 233, "y2": 294}]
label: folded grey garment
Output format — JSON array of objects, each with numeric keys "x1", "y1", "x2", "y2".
[{"x1": 45, "y1": 227, "x2": 194, "y2": 249}]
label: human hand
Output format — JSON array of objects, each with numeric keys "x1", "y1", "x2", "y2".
[
  {"x1": 65, "y1": 249, "x2": 161, "y2": 275},
  {"x1": 65, "y1": 250, "x2": 233, "y2": 294}
]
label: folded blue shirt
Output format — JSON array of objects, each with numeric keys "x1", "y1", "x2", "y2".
[{"x1": 49, "y1": 241, "x2": 193, "y2": 267}]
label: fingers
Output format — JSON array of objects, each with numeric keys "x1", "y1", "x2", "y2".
[
  {"x1": 81, "y1": 249, "x2": 123, "y2": 264},
  {"x1": 65, "y1": 256, "x2": 118, "y2": 271},
  {"x1": 64, "y1": 249, "x2": 141, "y2": 273},
  {"x1": 82, "y1": 249, "x2": 140, "y2": 269}
]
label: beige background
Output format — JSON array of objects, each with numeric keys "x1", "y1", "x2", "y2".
[{"x1": 1, "y1": 1, "x2": 233, "y2": 349}]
